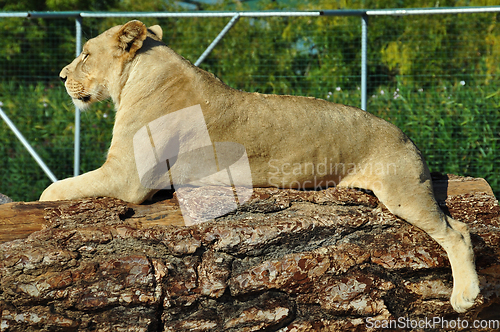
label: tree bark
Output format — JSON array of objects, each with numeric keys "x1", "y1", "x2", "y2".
[
  {"x1": 0, "y1": 174, "x2": 494, "y2": 244},
  {"x1": 0, "y1": 174, "x2": 499, "y2": 331}
]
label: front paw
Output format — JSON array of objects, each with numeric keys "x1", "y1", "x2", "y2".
[{"x1": 40, "y1": 182, "x2": 66, "y2": 201}]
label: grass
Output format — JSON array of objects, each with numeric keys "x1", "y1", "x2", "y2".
[{"x1": 0, "y1": 80, "x2": 498, "y2": 201}]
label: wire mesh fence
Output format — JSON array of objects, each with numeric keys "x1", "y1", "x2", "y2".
[{"x1": 0, "y1": 8, "x2": 499, "y2": 201}]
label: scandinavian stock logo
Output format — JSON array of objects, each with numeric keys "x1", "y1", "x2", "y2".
[{"x1": 132, "y1": 104, "x2": 253, "y2": 225}]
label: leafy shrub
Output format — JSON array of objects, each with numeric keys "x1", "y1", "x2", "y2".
[{"x1": 0, "y1": 0, "x2": 499, "y2": 200}]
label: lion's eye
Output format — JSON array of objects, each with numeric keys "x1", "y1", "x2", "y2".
[{"x1": 82, "y1": 53, "x2": 90, "y2": 62}]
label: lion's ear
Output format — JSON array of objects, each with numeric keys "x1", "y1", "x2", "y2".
[
  {"x1": 148, "y1": 25, "x2": 163, "y2": 41},
  {"x1": 116, "y1": 20, "x2": 148, "y2": 57}
]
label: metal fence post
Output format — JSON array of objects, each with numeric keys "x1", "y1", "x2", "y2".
[
  {"x1": 194, "y1": 14, "x2": 240, "y2": 67},
  {"x1": 0, "y1": 106, "x2": 58, "y2": 183},
  {"x1": 74, "y1": 16, "x2": 82, "y2": 177},
  {"x1": 361, "y1": 14, "x2": 368, "y2": 111}
]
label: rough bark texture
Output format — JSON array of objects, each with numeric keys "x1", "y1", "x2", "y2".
[{"x1": 1, "y1": 175, "x2": 499, "y2": 331}]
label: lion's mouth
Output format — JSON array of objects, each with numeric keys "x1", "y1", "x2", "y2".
[{"x1": 77, "y1": 95, "x2": 92, "y2": 103}]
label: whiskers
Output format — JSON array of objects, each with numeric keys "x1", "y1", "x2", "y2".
[
  {"x1": 92, "y1": 89, "x2": 110, "y2": 102},
  {"x1": 69, "y1": 84, "x2": 110, "y2": 110}
]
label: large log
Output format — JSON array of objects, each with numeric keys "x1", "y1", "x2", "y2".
[
  {"x1": 0, "y1": 174, "x2": 499, "y2": 331},
  {"x1": 0, "y1": 174, "x2": 494, "y2": 243},
  {"x1": 0, "y1": 192, "x2": 184, "y2": 243}
]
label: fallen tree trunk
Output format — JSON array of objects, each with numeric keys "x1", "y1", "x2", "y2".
[
  {"x1": 0, "y1": 174, "x2": 499, "y2": 331},
  {"x1": 0, "y1": 174, "x2": 494, "y2": 243}
]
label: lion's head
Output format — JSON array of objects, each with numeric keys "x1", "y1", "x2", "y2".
[{"x1": 59, "y1": 20, "x2": 163, "y2": 109}]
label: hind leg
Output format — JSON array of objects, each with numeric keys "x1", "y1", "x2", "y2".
[
  {"x1": 372, "y1": 177, "x2": 479, "y2": 312},
  {"x1": 341, "y1": 164, "x2": 481, "y2": 312},
  {"x1": 443, "y1": 215, "x2": 481, "y2": 312}
]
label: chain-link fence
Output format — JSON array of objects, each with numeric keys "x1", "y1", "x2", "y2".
[{"x1": 1, "y1": 7, "x2": 499, "y2": 201}]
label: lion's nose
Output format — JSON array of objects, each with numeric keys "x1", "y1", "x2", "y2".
[{"x1": 59, "y1": 66, "x2": 69, "y2": 83}]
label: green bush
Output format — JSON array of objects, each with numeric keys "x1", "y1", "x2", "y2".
[
  {"x1": 367, "y1": 82, "x2": 500, "y2": 195},
  {"x1": 1, "y1": 77, "x2": 498, "y2": 201},
  {"x1": 0, "y1": 82, "x2": 114, "y2": 201},
  {"x1": 0, "y1": 0, "x2": 499, "y2": 201}
]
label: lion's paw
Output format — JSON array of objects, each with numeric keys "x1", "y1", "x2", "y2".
[
  {"x1": 450, "y1": 279, "x2": 480, "y2": 313},
  {"x1": 39, "y1": 181, "x2": 68, "y2": 201},
  {"x1": 40, "y1": 185, "x2": 58, "y2": 201}
]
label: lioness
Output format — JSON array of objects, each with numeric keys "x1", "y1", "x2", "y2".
[{"x1": 40, "y1": 20, "x2": 479, "y2": 312}]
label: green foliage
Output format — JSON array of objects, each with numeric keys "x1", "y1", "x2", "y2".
[
  {"x1": 0, "y1": 0, "x2": 119, "y2": 11},
  {"x1": 0, "y1": 0, "x2": 499, "y2": 200},
  {"x1": 366, "y1": 82, "x2": 500, "y2": 194},
  {"x1": 0, "y1": 83, "x2": 114, "y2": 200}
]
